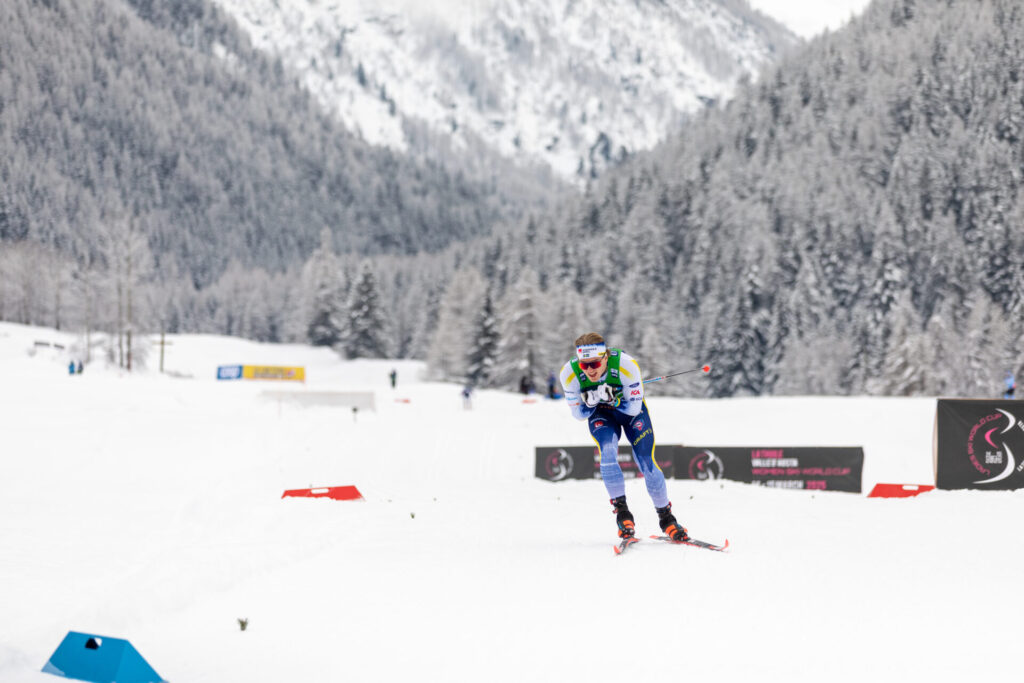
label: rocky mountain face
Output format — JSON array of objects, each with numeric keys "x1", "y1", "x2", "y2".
[{"x1": 214, "y1": 0, "x2": 796, "y2": 183}]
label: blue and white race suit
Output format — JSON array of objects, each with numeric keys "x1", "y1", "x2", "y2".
[{"x1": 558, "y1": 350, "x2": 668, "y2": 507}]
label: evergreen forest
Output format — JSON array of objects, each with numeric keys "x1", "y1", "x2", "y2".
[{"x1": 2, "y1": 0, "x2": 1023, "y2": 398}]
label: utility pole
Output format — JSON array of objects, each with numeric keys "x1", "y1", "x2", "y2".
[{"x1": 153, "y1": 332, "x2": 172, "y2": 373}]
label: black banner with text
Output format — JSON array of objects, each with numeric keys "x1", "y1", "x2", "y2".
[
  {"x1": 673, "y1": 446, "x2": 863, "y2": 492},
  {"x1": 934, "y1": 400, "x2": 1024, "y2": 490}
]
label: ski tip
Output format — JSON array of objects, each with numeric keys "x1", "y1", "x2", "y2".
[{"x1": 614, "y1": 538, "x2": 638, "y2": 555}]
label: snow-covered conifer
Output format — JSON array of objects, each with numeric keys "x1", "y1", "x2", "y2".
[
  {"x1": 344, "y1": 263, "x2": 389, "y2": 358},
  {"x1": 466, "y1": 289, "x2": 498, "y2": 386},
  {"x1": 301, "y1": 229, "x2": 347, "y2": 348},
  {"x1": 426, "y1": 267, "x2": 486, "y2": 381},
  {"x1": 490, "y1": 268, "x2": 546, "y2": 391}
]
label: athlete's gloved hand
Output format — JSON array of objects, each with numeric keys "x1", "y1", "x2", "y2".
[
  {"x1": 596, "y1": 383, "x2": 621, "y2": 407},
  {"x1": 581, "y1": 389, "x2": 600, "y2": 407}
]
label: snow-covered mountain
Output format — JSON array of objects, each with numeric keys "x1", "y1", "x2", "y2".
[{"x1": 213, "y1": 0, "x2": 796, "y2": 183}]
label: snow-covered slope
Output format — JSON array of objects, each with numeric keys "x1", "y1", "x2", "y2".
[
  {"x1": 748, "y1": 0, "x2": 872, "y2": 39},
  {"x1": 213, "y1": 0, "x2": 796, "y2": 183},
  {"x1": 2, "y1": 321, "x2": 1020, "y2": 682}
]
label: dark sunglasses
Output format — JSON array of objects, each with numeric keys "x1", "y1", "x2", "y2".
[{"x1": 579, "y1": 358, "x2": 604, "y2": 370}]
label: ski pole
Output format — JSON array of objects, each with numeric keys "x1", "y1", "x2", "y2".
[{"x1": 643, "y1": 364, "x2": 712, "y2": 385}]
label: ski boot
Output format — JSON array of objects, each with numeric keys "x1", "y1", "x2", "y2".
[
  {"x1": 656, "y1": 502, "x2": 689, "y2": 542},
  {"x1": 611, "y1": 496, "x2": 635, "y2": 539}
]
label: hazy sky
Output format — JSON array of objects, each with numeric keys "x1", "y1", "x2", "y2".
[{"x1": 746, "y1": 0, "x2": 875, "y2": 39}]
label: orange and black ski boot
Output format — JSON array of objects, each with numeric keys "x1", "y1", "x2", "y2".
[
  {"x1": 656, "y1": 502, "x2": 689, "y2": 542},
  {"x1": 611, "y1": 496, "x2": 635, "y2": 539}
]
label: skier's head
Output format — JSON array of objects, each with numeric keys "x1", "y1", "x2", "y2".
[{"x1": 575, "y1": 332, "x2": 608, "y2": 379}]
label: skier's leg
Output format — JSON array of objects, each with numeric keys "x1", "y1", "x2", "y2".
[
  {"x1": 590, "y1": 412, "x2": 634, "y2": 537},
  {"x1": 624, "y1": 405, "x2": 685, "y2": 539},
  {"x1": 588, "y1": 411, "x2": 624, "y2": 499},
  {"x1": 625, "y1": 405, "x2": 669, "y2": 508}
]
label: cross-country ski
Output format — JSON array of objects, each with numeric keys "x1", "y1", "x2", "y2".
[
  {"x1": 614, "y1": 535, "x2": 728, "y2": 555},
  {"x1": 649, "y1": 535, "x2": 730, "y2": 553}
]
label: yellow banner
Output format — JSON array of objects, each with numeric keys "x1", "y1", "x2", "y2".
[{"x1": 242, "y1": 365, "x2": 305, "y2": 382}]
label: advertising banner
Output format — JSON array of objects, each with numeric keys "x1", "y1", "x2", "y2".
[
  {"x1": 217, "y1": 365, "x2": 244, "y2": 380},
  {"x1": 535, "y1": 445, "x2": 675, "y2": 482},
  {"x1": 243, "y1": 365, "x2": 305, "y2": 381},
  {"x1": 934, "y1": 400, "x2": 1024, "y2": 490},
  {"x1": 673, "y1": 447, "x2": 864, "y2": 492},
  {"x1": 217, "y1": 365, "x2": 305, "y2": 381}
]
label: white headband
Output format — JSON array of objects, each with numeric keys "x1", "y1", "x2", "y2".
[{"x1": 576, "y1": 343, "x2": 606, "y2": 361}]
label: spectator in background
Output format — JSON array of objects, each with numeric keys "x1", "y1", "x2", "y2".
[
  {"x1": 1004, "y1": 371, "x2": 1016, "y2": 400},
  {"x1": 68, "y1": 361, "x2": 76, "y2": 375},
  {"x1": 389, "y1": 368, "x2": 397, "y2": 389},
  {"x1": 76, "y1": 360, "x2": 83, "y2": 374},
  {"x1": 461, "y1": 384, "x2": 473, "y2": 409},
  {"x1": 547, "y1": 371, "x2": 557, "y2": 399}
]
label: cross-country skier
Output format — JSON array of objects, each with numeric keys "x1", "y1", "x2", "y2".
[{"x1": 559, "y1": 332, "x2": 688, "y2": 542}]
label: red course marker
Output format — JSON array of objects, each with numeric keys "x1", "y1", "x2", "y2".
[
  {"x1": 282, "y1": 485, "x2": 364, "y2": 501},
  {"x1": 867, "y1": 483, "x2": 935, "y2": 498}
]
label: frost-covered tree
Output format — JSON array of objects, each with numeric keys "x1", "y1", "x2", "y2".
[
  {"x1": 704, "y1": 251, "x2": 777, "y2": 397},
  {"x1": 634, "y1": 323, "x2": 678, "y2": 396},
  {"x1": 405, "y1": 277, "x2": 444, "y2": 360},
  {"x1": 466, "y1": 288, "x2": 498, "y2": 386},
  {"x1": 620, "y1": 192, "x2": 673, "y2": 291},
  {"x1": 490, "y1": 268, "x2": 546, "y2": 391},
  {"x1": 869, "y1": 293, "x2": 929, "y2": 396},
  {"x1": 426, "y1": 267, "x2": 486, "y2": 381},
  {"x1": 344, "y1": 263, "x2": 389, "y2": 359},
  {"x1": 952, "y1": 293, "x2": 1012, "y2": 398},
  {"x1": 0, "y1": 242, "x2": 57, "y2": 326},
  {"x1": 922, "y1": 299, "x2": 956, "y2": 396},
  {"x1": 774, "y1": 323, "x2": 852, "y2": 396},
  {"x1": 539, "y1": 281, "x2": 592, "y2": 376},
  {"x1": 98, "y1": 214, "x2": 154, "y2": 370},
  {"x1": 202, "y1": 263, "x2": 294, "y2": 342},
  {"x1": 301, "y1": 229, "x2": 346, "y2": 348}
]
